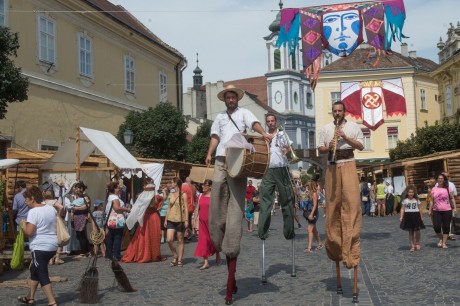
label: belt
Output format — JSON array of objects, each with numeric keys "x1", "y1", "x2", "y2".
[{"x1": 328, "y1": 149, "x2": 354, "y2": 162}]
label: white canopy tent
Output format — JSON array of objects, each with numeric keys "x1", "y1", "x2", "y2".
[
  {"x1": 41, "y1": 127, "x2": 143, "y2": 175},
  {"x1": 40, "y1": 127, "x2": 145, "y2": 201}
]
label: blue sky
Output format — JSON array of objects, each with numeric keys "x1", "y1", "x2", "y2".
[{"x1": 109, "y1": 0, "x2": 458, "y2": 89}]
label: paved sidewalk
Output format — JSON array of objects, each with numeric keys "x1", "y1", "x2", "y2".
[{"x1": 1, "y1": 210, "x2": 458, "y2": 305}]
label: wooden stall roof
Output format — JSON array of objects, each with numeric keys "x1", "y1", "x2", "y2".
[{"x1": 360, "y1": 149, "x2": 460, "y2": 173}]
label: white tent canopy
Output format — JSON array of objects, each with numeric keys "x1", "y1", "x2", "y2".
[
  {"x1": 41, "y1": 127, "x2": 143, "y2": 172},
  {"x1": 123, "y1": 163, "x2": 164, "y2": 189}
]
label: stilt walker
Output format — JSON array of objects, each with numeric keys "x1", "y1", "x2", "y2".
[
  {"x1": 206, "y1": 85, "x2": 271, "y2": 305},
  {"x1": 258, "y1": 114, "x2": 298, "y2": 283},
  {"x1": 318, "y1": 102, "x2": 364, "y2": 303}
]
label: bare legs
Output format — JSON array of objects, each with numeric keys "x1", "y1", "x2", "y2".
[
  {"x1": 166, "y1": 228, "x2": 185, "y2": 265},
  {"x1": 305, "y1": 224, "x2": 322, "y2": 252},
  {"x1": 22, "y1": 280, "x2": 56, "y2": 305}
]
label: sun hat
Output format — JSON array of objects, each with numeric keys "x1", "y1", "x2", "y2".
[{"x1": 217, "y1": 85, "x2": 245, "y2": 102}]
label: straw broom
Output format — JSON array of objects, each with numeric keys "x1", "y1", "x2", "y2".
[
  {"x1": 78, "y1": 256, "x2": 99, "y2": 304},
  {"x1": 78, "y1": 206, "x2": 106, "y2": 303},
  {"x1": 111, "y1": 258, "x2": 136, "y2": 292}
]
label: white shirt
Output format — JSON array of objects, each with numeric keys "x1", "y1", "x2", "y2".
[
  {"x1": 318, "y1": 120, "x2": 363, "y2": 163},
  {"x1": 385, "y1": 185, "x2": 394, "y2": 195},
  {"x1": 210, "y1": 107, "x2": 259, "y2": 157},
  {"x1": 106, "y1": 194, "x2": 124, "y2": 216},
  {"x1": 27, "y1": 205, "x2": 58, "y2": 252},
  {"x1": 269, "y1": 129, "x2": 289, "y2": 168},
  {"x1": 401, "y1": 198, "x2": 420, "y2": 213}
]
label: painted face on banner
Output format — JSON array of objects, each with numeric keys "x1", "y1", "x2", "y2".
[{"x1": 323, "y1": 9, "x2": 360, "y2": 57}]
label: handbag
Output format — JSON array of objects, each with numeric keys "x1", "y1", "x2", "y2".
[
  {"x1": 56, "y1": 215, "x2": 70, "y2": 247},
  {"x1": 11, "y1": 228, "x2": 24, "y2": 270},
  {"x1": 452, "y1": 216, "x2": 460, "y2": 235},
  {"x1": 106, "y1": 200, "x2": 126, "y2": 229}
]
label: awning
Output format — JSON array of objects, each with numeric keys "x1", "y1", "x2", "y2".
[
  {"x1": 0, "y1": 159, "x2": 19, "y2": 170},
  {"x1": 189, "y1": 166, "x2": 214, "y2": 183},
  {"x1": 41, "y1": 127, "x2": 143, "y2": 173}
]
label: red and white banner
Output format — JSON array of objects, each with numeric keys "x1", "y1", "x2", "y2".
[{"x1": 340, "y1": 78, "x2": 406, "y2": 131}]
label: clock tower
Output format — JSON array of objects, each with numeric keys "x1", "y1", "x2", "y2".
[{"x1": 264, "y1": 1, "x2": 315, "y2": 166}]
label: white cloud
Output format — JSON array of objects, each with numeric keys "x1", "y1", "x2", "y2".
[{"x1": 109, "y1": 0, "x2": 459, "y2": 88}]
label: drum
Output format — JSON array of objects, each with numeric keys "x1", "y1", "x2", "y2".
[{"x1": 226, "y1": 136, "x2": 269, "y2": 179}]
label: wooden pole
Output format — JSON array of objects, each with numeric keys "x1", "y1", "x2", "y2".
[{"x1": 76, "y1": 128, "x2": 80, "y2": 181}]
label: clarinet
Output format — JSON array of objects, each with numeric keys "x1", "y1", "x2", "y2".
[{"x1": 330, "y1": 119, "x2": 340, "y2": 164}]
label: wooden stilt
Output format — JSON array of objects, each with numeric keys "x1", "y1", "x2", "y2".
[
  {"x1": 352, "y1": 265, "x2": 359, "y2": 303},
  {"x1": 336, "y1": 261, "x2": 343, "y2": 294}
]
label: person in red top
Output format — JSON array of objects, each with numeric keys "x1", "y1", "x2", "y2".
[
  {"x1": 246, "y1": 180, "x2": 256, "y2": 208},
  {"x1": 181, "y1": 177, "x2": 194, "y2": 239}
]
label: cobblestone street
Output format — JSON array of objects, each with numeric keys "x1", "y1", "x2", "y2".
[{"x1": 1, "y1": 210, "x2": 458, "y2": 305}]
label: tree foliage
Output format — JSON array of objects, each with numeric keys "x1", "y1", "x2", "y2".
[
  {"x1": 185, "y1": 121, "x2": 212, "y2": 164},
  {"x1": 117, "y1": 103, "x2": 187, "y2": 160},
  {"x1": 389, "y1": 115, "x2": 460, "y2": 161},
  {"x1": 0, "y1": 27, "x2": 28, "y2": 119}
]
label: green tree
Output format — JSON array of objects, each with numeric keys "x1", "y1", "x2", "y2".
[
  {"x1": 0, "y1": 27, "x2": 28, "y2": 118},
  {"x1": 185, "y1": 121, "x2": 212, "y2": 164},
  {"x1": 117, "y1": 103, "x2": 188, "y2": 160},
  {"x1": 389, "y1": 118, "x2": 460, "y2": 161}
]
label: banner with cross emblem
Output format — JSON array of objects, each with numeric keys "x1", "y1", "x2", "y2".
[{"x1": 340, "y1": 78, "x2": 406, "y2": 131}]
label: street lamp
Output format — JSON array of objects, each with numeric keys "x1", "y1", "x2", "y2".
[{"x1": 123, "y1": 128, "x2": 134, "y2": 146}]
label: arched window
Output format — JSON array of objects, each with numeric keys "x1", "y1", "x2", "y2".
[{"x1": 274, "y1": 49, "x2": 281, "y2": 70}]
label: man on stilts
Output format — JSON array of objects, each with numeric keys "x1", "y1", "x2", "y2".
[
  {"x1": 258, "y1": 113, "x2": 296, "y2": 282},
  {"x1": 206, "y1": 85, "x2": 270, "y2": 305},
  {"x1": 318, "y1": 101, "x2": 364, "y2": 303}
]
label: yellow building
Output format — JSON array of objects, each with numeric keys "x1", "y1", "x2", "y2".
[
  {"x1": 0, "y1": 0, "x2": 186, "y2": 155},
  {"x1": 315, "y1": 45, "x2": 440, "y2": 163},
  {"x1": 431, "y1": 22, "x2": 460, "y2": 120}
]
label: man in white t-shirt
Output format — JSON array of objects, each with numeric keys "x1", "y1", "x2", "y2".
[
  {"x1": 258, "y1": 113, "x2": 295, "y2": 240},
  {"x1": 205, "y1": 85, "x2": 270, "y2": 305}
]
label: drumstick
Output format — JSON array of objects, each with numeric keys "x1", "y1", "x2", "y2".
[{"x1": 203, "y1": 164, "x2": 210, "y2": 183}]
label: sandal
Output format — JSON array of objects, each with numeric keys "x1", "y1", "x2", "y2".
[
  {"x1": 177, "y1": 261, "x2": 183, "y2": 267},
  {"x1": 303, "y1": 247, "x2": 312, "y2": 253},
  {"x1": 409, "y1": 247, "x2": 415, "y2": 253},
  {"x1": 437, "y1": 241, "x2": 443, "y2": 248},
  {"x1": 442, "y1": 244, "x2": 448, "y2": 249},
  {"x1": 415, "y1": 243, "x2": 421, "y2": 251},
  {"x1": 316, "y1": 244, "x2": 323, "y2": 250},
  {"x1": 17, "y1": 296, "x2": 35, "y2": 305},
  {"x1": 170, "y1": 257, "x2": 178, "y2": 267},
  {"x1": 54, "y1": 258, "x2": 65, "y2": 265},
  {"x1": 48, "y1": 258, "x2": 55, "y2": 265}
]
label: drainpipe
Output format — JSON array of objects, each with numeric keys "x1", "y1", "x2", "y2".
[
  {"x1": 176, "y1": 58, "x2": 188, "y2": 112},
  {"x1": 413, "y1": 78, "x2": 418, "y2": 130}
]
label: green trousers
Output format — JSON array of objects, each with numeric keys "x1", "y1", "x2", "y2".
[{"x1": 258, "y1": 167, "x2": 295, "y2": 240}]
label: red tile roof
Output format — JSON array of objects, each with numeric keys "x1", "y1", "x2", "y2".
[
  {"x1": 224, "y1": 76, "x2": 268, "y2": 105},
  {"x1": 84, "y1": 0, "x2": 185, "y2": 60},
  {"x1": 322, "y1": 48, "x2": 438, "y2": 72}
]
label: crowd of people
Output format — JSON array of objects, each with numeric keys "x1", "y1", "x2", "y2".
[{"x1": 8, "y1": 85, "x2": 458, "y2": 305}]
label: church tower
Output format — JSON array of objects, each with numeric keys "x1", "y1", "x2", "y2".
[{"x1": 264, "y1": 1, "x2": 316, "y2": 165}]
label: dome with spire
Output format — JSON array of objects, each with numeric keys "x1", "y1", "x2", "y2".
[
  {"x1": 269, "y1": 0, "x2": 283, "y2": 33},
  {"x1": 193, "y1": 65, "x2": 202, "y2": 75}
]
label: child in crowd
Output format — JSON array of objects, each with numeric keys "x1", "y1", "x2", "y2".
[
  {"x1": 399, "y1": 185, "x2": 425, "y2": 252},
  {"x1": 71, "y1": 192, "x2": 86, "y2": 208},
  {"x1": 91, "y1": 199, "x2": 106, "y2": 257}
]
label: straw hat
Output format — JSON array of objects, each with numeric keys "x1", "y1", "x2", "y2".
[{"x1": 217, "y1": 85, "x2": 245, "y2": 102}]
